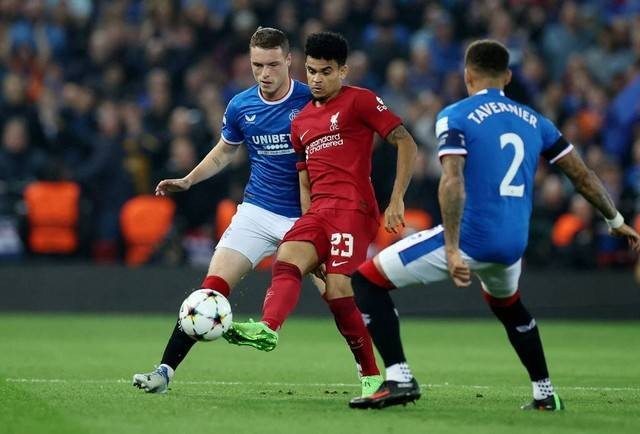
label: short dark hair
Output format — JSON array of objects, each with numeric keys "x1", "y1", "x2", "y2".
[
  {"x1": 250, "y1": 27, "x2": 289, "y2": 53},
  {"x1": 305, "y1": 32, "x2": 349, "y2": 66},
  {"x1": 465, "y1": 39, "x2": 510, "y2": 77}
]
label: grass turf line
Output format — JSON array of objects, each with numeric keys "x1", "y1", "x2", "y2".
[{"x1": 0, "y1": 315, "x2": 638, "y2": 434}]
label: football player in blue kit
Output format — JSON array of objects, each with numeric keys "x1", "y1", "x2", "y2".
[
  {"x1": 348, "y1": 39, "x2": 640, "y2": 410},
  {"x1": 133, "y1": 27, "x2": 382, "y2": 396}
]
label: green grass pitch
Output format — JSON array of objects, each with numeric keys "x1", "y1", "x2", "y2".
[{"x1": 1, "y1": 314, "x2": 639, "y2": 434}]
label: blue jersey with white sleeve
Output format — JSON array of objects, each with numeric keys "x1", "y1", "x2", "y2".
[
  {"x1": 436, "y1": 88, "x2": 573, "y2": 265},
  {"x1": 221, "y1": 79, "x2": 311, "y2": 218}
]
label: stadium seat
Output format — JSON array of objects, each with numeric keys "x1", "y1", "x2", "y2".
[
  {"x1": 373, "y1": 208, "x2": 433, "y2": 250},
  {"x1": 23, "y1": 181, "x2": 81, "y2": 254},
  {"x1": 120, "y1": 195, "x2": 175, "y2": 266}
]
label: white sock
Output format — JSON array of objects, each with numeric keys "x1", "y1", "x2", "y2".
[
  {"x1": 385, "y1": 362, "x2": 413, "y2": 383},
  {"x1": 159, "y1": 364, "x2": 175, "y2": 380},
  {"x1": 532, "y1": 378, "x2": 554, "y2": 400}
]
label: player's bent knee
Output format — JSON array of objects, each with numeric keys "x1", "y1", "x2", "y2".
[{"x1": 275, "y1": 241, "x2": 318, "y2": 274}]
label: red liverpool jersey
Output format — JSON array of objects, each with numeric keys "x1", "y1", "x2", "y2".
[{"x1": 291, "y1": 86, "x2": 402, "y2": 218}]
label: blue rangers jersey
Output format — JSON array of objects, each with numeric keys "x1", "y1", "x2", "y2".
[
  {"x1": 436, "y1": 88, "x2": 573, "y2": 265},
  {"x1": 221, "y1": 79, "x2": 311, "y2": 217}
]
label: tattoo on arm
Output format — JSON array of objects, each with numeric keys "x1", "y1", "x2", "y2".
[
  {"x1": 211, "y1": 156, "x2": 223, "y2": 168},
  {"x1": 555, "y1": 150, "x2": 617, "y2": 218},
  {"x1": 385, "y1": 125, "x2": 410, "y2": 146},
  {"x1": 438, "y1": 156, "x2": 466, "y2": 251}
]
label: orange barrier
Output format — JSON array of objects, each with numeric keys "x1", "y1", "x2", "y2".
[
  {"x1": 120, "y1": 195, "x2": 175, "y2": 266},
  {"x1": 551, "y1": 214, "x2": 584, "y2": 247},
  {"x1": 24, "y1": 181, "x2": 80, "y2": 254},
  {"x1": 374, "y1": 208, "x2": 433, "y2": 249},
  {"x1": 215, "y1": 199, "x2": 237, "y2": 241}
]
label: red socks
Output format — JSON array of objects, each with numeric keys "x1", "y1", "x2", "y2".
[
  {"x1": 201, "y1": 275, "x2": 231, "y2": 298},
  {"x1": 262, "y1": 261, "x2": 303, "y2": 331},
  {"x1": 328, "y1": 296, "x2": 380, "y2": 376}
]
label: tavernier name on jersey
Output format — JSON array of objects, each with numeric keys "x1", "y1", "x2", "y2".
[{"x1": 436, "y1": 88, "x2": 572, "y2": 265}]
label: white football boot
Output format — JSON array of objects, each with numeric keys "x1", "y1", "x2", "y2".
[{"x1": 132, "y1": 364, "x2": 173, "y2": 393}]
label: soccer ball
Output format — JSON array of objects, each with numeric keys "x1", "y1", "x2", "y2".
[{"x1": 178, "y1": 289, "x2": 232, "y2": 341}]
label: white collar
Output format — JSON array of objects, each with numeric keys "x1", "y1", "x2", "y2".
[
  {"x1": 258, "y1": 78, "x2": 295, "y2": 105},
  {"x1": 475, "y1": 88, "x2": 505, "y2": 96}
]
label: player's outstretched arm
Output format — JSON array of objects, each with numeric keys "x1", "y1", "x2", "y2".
[
  {"x1": 384, "y1": 125, "x2": 418, "y2": 233},
  {"x1": 155, "y1": 139, "x2": 239, "y2": 196},
  {"x1": 555, "y1": 149, "x2": 640, "y2": 252},
  {"x1": 439, "y1": 155, "x2": 471, "y2": 287}
]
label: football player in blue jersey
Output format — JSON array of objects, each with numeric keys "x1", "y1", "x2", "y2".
[
  {"x1": 133, "y1": 27, "x2": 383, "y2": 396},
  {"x1": 348, "y1": 39, "x2": 640, "y2": 410}
]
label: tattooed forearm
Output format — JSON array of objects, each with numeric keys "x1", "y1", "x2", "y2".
[
  {"x1": 386, "y1": 125, "x2": 410, "y2": 146},
  {"x1": 211, "y1": 156, "x2": 223, "y2": 168},
  {"x1": 573, "y1": 171, "x2": 617, "y2": 219},
  {"x1": 439, "y1": 156, "x2": 466, "y2": 251},
  {"x1": 556, "y1": 150, "x2": 617, "y2": 219}
]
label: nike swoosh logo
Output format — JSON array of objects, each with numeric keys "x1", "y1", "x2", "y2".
[
  {"x1": 300, "y1": 129, "x2": 311, "y2": 141},
  {"x1": 331, "y1": 260, "x2": 349, "y2": 267}
]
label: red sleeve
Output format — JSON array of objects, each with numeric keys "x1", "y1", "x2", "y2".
[
  {"x1": 354, "y1": 88, "x2": 403, "y2": 139},
  {"x1": 290, "y1": 119, "x2": 303, "y2": 153},
  {"x1": 290, "y1": 120, "x2": 307, "y2": 171}
]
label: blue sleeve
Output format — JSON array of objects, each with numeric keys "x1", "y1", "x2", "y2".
[
  {"x1": 221, "y1": 98, "x2": 244, "y2": 145},
  {"x1": 539, "y1": 115, "x2": 573, "y2": 164},
  {"x1": 435, "y1": 109, "x2": 467, "y2": 158}
]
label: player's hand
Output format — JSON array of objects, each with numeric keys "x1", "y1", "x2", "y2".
[
  {"x1": 610, "y1": 223, "x2": 640, "y2": 253},
  {"x1": 384, "y1": 198, "x2": 405, "y2": 234},
  {"x1": 446, "y1": 249, "x2": 471, "y2": 288},
  {"x1": 312, "y1": 263, "x2": 327, "y2": 282},
  {"x1": 155, "y1": 178, "x2": 192, "y2": 196}
]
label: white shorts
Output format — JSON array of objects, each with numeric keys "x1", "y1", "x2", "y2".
[
  {"x1": 216, "y1": 202, "x2": 298, "y2": 266},
  {"x1": 378, "y1": 225, "x2": 521, "y2": 298}
]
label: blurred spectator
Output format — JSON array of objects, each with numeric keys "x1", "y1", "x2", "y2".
[
  {"x1": 0, "y1": 117, "x2": 46, "y2": 213},
  {"x1": 362, "y1": 1, "x2": 409, "y2": 83},
  {"x1": 542, "y1": 1, "x2": 595, "y2": 79},
  {"x1": 406, "y1": 43, "x2": 439, "y2": 95},
  {"x1": 0, "y1": 73, "x2": 46, "y2": 149},
  {"x1": 155, "y1": 136, "x2": 220, "y2": 233},
  {"x1": 72, "y1": 101, "x2": 132, "y2": 261},
  {"x1": 380, "y1": 59, "x2": 411, "y2": 119},
  {"x1": 551, "y1": 194, "x2": 597, "y2": 268}
]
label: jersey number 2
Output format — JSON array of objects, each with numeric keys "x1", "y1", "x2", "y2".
[{"x1": 499, "y1": 133, "x2": 525, "y2": 197}]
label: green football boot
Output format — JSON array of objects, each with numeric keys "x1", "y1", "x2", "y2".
[
  {"x1": 223, "y1": 320, "x2": 278, "y2": 351},
  {"x1": 361, "y1": 375, "x2": 384, "y2": 397},
  {"x1": 521, "y1": 393, "x2": 565, "y2": 411}
]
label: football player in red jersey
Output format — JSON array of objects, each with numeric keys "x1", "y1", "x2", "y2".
[{"x1": 225, "y1": 32, "x2": 419, "y2": 400}]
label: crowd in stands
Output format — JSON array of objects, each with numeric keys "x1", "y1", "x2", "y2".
[{"x1": 1, "y1": 0, "x2": 640, "y2": 270}]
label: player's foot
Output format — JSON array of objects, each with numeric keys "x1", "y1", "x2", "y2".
[
  {"x1": 521, "y1": 393, "x2": 565, "y2": 411},
  {"x1": 223, "y1": 320, "x2": 278, "y2": 351},
  {"x1": 349, "y1": 378, "x2": 421, "y2": 409},
  {"x1": 132, "y1": 365, "x2": 172, "y2": 394},
  {"x1": 361, "y1": 375, "x2": 384, "y2": 397}
]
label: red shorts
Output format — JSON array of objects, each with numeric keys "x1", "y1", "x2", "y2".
[{"x1": 282, "y1": 208, "x2": 379, "y2": 275}]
